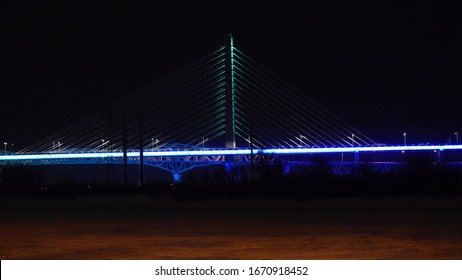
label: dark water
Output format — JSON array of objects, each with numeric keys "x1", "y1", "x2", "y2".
[{"x1": 1, "y1": 194, "x2": 462, "y2": 259}]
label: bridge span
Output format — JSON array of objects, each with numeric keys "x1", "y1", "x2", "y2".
[{"x1": 2, "y1": 145, "x2": 462, "y2": 184}]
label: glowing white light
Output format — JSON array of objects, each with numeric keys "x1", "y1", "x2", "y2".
[{"x1": 1, "y1": 145, "x2": 462, "y2": 162}]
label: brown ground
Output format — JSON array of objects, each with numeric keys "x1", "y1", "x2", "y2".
[{"x1": 1, "y1": 194, "x2": 462, "y2": 259}]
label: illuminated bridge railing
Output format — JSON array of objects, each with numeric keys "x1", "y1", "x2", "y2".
[{"x1": 1, "y1": 145, "x2": 462, "y2": 163}]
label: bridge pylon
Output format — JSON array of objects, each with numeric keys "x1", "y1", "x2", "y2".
[
  {"x1": 225, "y1": 33, "x2": 236, "y2": 150},
  {"x1": 225, "y1": 34, "x2": 239, "y2": 183}
]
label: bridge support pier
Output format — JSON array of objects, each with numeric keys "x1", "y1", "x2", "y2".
[
  {"x1": 122, "y1": 117, "x2": 128, "y2": 186},
  {"x1": 283, "y1": 164, "x2": 291, "y2": 175},
  {"x1": 0, "y1": 166, "x2": 3, "y2": 187},
  {"x1": 173, "y1": 173, "x2": 182, "y2": 184},
  {"x1": 225, "y1": 163, "x2": 240, "y2": 184},
  {"x1": 225, "y1": 163, "x2": 233, "y2": 184},
  {"x1": 139, "y1": 112, "x2": 144, "y2": 187},
  {"x1": 437, "y1": 150, "x2": 443, "y2": 163},
  {"x1": 354, "y1": 151, "x2": 360, "y2": 175}
]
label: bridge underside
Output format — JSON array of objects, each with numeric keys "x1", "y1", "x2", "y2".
[{"x1": 2, "y1": 147, "x2": 462, "y2": 184}]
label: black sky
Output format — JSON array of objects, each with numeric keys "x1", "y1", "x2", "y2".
[{"x1": 1, "y1": 1, "x2": 461, "y2": 150}]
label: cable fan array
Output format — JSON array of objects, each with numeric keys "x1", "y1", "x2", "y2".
[
  {"x1": 20, "y1": 47, "x2": 227, "y2": 153},
  {"x1": 19, "y1": 45, "x2": 375, "y2": 154},
  {"x1": 232, "y1": 48, "x2": 375, "y2": 148}
]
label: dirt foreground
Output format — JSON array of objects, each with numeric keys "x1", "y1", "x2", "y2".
[{"x1": 1, "y1": 194, "x2": 462, "y2": 259}]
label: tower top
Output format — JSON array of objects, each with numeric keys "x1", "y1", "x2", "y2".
[{"x1": 229, "y1": 34, "x2": 233, "y2": 47}]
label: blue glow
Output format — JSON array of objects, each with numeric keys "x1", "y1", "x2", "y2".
[
  {"x1": 1, "y1": 145, "x2": 462, "y2": 162},
  {"x1": 264, "y1": 145, "x2": 462, "y2": 154}
]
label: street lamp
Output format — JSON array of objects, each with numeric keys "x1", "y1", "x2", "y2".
[
  {"x1": 3, "y1": 142, "x2": 7, "y2": 155},
  {"x1": 455, "y1": 132, "x2": 459, "y2": 144},
  {"x1": 202, "y1": 137, "x2": 208, "y2": 148},
  {"x1": 151, "y1": 138, "x2": 160, "y2": 151},
  {"x1": 351, "y1": 134, "x2": 355, "y2": 147},
  {"x1": 403, "y1": 132, "x2": 407, "y2": 146}
]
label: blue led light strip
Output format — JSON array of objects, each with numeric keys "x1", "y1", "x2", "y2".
[{"x1": 2, "y1": 145, "x2": 462, "y2": 162}]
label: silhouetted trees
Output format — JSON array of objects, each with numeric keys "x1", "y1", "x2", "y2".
[{"x1": 1, "y1": 159, "x2": 461, "y2": 199}]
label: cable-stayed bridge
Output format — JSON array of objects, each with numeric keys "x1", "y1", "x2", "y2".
[{"x1": 1, "y1": 35, "x2": 462, "y2": 184}]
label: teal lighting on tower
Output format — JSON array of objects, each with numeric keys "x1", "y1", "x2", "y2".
[{"x1": 225, "y1": 34, "x2": 236, "y2": 149}]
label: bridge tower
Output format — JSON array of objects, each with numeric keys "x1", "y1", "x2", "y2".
[
  {"x1": 225, "y1": 34, "x2": 238, "y2": 183},
  {"x1": 225, "y1": 34, "x2": 236, "y2": 150}
]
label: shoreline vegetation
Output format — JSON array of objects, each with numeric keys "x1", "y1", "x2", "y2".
[
  {"x1": 1, "y1": 164, "x2": 462, "y2": 199},
  {"x1": 0, "y1": 153, "x2": 462, "y2": 200},
  {"x1": 1, "y1": 153, "x2": 462, "y2": 199}
]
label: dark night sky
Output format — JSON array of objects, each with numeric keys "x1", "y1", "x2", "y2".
[{"x1": 1, "y1": 1, "x2": 461, "y2": 150}]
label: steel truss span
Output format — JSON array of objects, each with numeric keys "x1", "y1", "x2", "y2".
[{"x1": 1, "y1": 145, "x2": 462, "y2": 176}]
